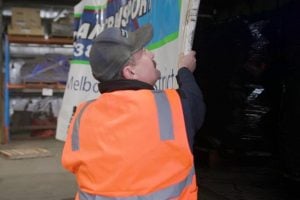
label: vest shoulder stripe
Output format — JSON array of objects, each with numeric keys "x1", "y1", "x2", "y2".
[
  {"x1": 72, "y1": 100, "x2": 95, "y2": 151},
  {"x1": 152, "y1": 90, "x2": 174, "y2": 141}
]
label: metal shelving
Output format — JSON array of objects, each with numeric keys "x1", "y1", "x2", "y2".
[
  {"x1": 2, "y1": 35, "x2": 72, "y2": 143},
  {"x1": 0, "y1": 1, "x2": 78, "y2": 144},
  {"x1": 8, "y1": 35, "x2": 73, "y2": 45}
]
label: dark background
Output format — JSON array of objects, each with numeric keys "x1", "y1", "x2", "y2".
[{"x1": 192, "y1": 0, "x2": 300, "y2": 184}]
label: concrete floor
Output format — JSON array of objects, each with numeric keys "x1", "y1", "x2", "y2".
[
  {"x1": 195, "y1": 151, "x2": 300, "y2": 200},
  {"x1": 0, "y1": 138, "x2": 299, "y2": 200},
  {"x1": 0, "y1": 138, "x2": 77, "y2": 200}
]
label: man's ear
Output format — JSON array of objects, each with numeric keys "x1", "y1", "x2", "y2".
[{"x1": 122, "y1": 65, "x2": 135, "y2": 79}]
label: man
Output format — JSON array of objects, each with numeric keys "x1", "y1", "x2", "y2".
[{"x1": 62, "y1": 24, "x2": 205, "y2": 200}]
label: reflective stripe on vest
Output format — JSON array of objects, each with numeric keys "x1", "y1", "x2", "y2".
[
  {"x1": 152, "y1": 90, "x2": 174, "y2": 140},
  {"x1": 71, "y1": 91, "x2": 174, "y2": 151},
  {"x1": 72, "y1": 100, "x2": 95, "y2": 151},
  {"x1": 78, "y1": 167, "x2": 195, "y2": 200}
]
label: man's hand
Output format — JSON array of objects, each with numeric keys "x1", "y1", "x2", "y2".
[{"x1": 179, "y1": 51, "x2": 197, "y2": 72}]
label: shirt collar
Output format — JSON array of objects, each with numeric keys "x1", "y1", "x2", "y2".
[{"x1": 98, "y1": 79, "x2": 154, "y2": 93}]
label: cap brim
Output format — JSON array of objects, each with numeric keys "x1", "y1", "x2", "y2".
[{"x1": 132, "y1": 24, "x2": 153, "y2": 53}]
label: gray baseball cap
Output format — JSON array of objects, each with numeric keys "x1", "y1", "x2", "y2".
[{"x1": 89, "y1": 24, "x2": 153, "y2": 82}]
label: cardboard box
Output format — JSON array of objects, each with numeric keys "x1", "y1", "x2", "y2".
[
  {"x1": 11, "y1": 7, "x2": 41, "y2": 28},
  {"x1": 8, "y1": 24, "x2": 44, "y2": 36}
]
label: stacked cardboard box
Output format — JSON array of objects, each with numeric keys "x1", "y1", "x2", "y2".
[{"x1": 8, "y1": 7, "x2": 44, "y2": 36}]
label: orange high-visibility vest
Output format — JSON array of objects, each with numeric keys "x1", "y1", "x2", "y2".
[{"x1": 62, "y1": 89, "x2": 197, "y2": 200}]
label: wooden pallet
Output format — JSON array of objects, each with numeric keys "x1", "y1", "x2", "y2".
[{"x1": 0, "y1": 147, "x2": 52, "y2": 159}]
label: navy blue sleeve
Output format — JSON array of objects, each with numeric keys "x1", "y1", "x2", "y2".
[{"x1": 176, "y1": 67, "x2": 206, "y2": 150}]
